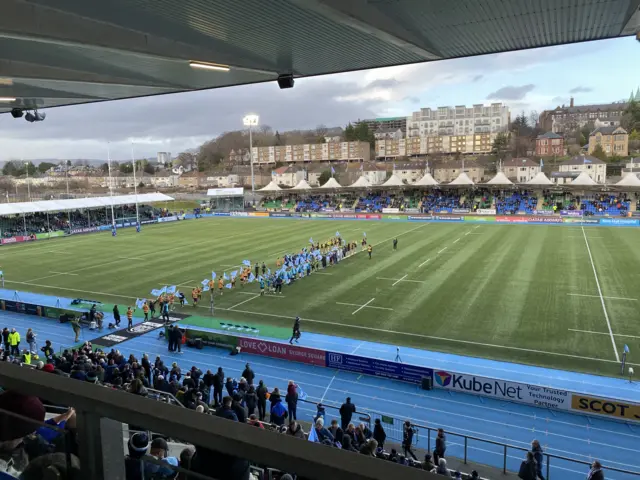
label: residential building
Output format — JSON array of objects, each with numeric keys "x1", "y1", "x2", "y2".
[
  {"x1": 433, "y1": 162, "x2": 485, "y2": 183},
  {"x1": 341, "y1": 162, "x2": 387, "y2": 185},
  {"x1": 203, "y1": 174, "x2": 239, "y2": 187},
  {"x1": 536, "y1": 132, "x2": 566, "y2": 156},
  {"x1": 502, "y1": 158, "x2": 540, "y2": 183},
  {"x1": 323, "y1": 135, "x2": 343, "y2": 143},
  {"x1": 228, "y1": 149, "x2": 250, "y2": 165},
  {"x1": 375, "y1": 133, "x2": 497, "y2": 158},
  {"x1": 588, "y1": 126, "x2": 629, "y2": 157},
  {"x1": 373, "y1": 128, "x2": 404, "y2": 140},
  {"x1": 149, "y1": 172, "x2": 179, "y2": 188},
  {"x1": 539, "y1": 97, "x2": 627, "y2": 134},
  {"x1": 157, "y1": 152, "x2": 172, "y2": 165},
  {"x1": 273, "y1": 166, "x2": 304, "y2": 187},
  {"x1": 359, "y1": 117, "x2": 407, "y2": 134},
  {"x1": 389, "y1": 162, "x2": 427, "y2": 184},
  {"x1": 407, "y1": 103, "x2": 510, "y2": 138},
  {"x1": 250, "y1": 141, "x2": 370, "y2": 164},
  {"x1": 178, "y1": 171, "x2": 202, "y2": 188},
  {"x1": 556, "y1": 155, "x2": 607, "y2": 184}
]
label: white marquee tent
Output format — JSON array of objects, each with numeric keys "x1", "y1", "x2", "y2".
[
  {"x1": 525, "y1": 172, "x2": 553, "y2": 185},
  {"x1": 448, "y1": 172, "x2": 474, "y2": 185},
  {"x1": 615, "y1": 173, "x2": 640, "y2": 187},
  {"x1": 380, "y1": 173, "x2": 405, "y2": 187},
  {"x1": 349, "y1": 176, "x2": 372, "y2": 188},
  {"x1": 570, "y1": 172, "x2": 597, "y2": 186},
  {"x1": 485, "y1": 172, "x2": 513, "y2": 186},
  {"x1": 0, "y1": 193, "x2": 174, "y2": 216},
  {"x1": 318, "y1": 177, "x2": 342, "y2": 189},
  {"x1": 258, "y1": 180, "x2": 282, "y2": 192},
  {"x1": 290, "y1": 179, "x2": 313, "y2": 190},
  {"x1": 413, "y1": 173, "x2": 438, "y2": 186}
]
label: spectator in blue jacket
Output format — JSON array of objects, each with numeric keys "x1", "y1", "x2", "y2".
[{"x1": 314, "y1": 418, "x2": 334, "y2": 444}]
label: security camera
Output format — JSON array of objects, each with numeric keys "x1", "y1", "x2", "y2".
[
  {"x1": 10, "y1": 108, "x2": 23, "y2": 119},
  {"x1": 24, "y1": 109, "x2": 46, "y2": 123}
]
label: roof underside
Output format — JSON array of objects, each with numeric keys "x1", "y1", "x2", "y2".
[{"x1": 1, "y1": 0, "x2": 639, "y2": 114}]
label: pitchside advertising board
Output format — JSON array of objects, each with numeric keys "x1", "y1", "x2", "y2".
[
  {"x1": 433, "y1": 370, "x2": 571, "y2": 410},
  {"x1": 326, "y1": 352, "x2": 433, "y2": 384},
  {"x1": 571, "y1": 394, "x2": 640, "y2": 423}
]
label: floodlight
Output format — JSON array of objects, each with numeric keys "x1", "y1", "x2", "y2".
[
  {"x1": 34, "y1": 111, "x2": 46, "y2": 121},
  {"x1": 243, "y1": 114, "x2": 259, "y2": 127},
  {"x1": 189, "y1": 61, "x2": 230, "y2": 72},
  {"x1": 0, "y1": 97, "x2": 16, "y2": 102}
]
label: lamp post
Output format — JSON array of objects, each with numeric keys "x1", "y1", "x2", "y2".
[
  {"x1": 24, "y1": 160, "x2": 31, "y2": 201},
  {"x1": 243, "y1": 114, "x2": 259, "y2": 192},
  {"x1": 131, "y1": 143, "x2": 140, "y2": 227},
  {"x1": 106, "y1": 143, "x2": 116, "y2": 229}
]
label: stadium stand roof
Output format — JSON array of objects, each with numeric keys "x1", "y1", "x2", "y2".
[
  {"x1": 0, "y1": 193, "x2": 173, "y2": 216},
  {"x1": 1, "y1": 0, "x2": 639, "y2": 113},
  {"x1": 381, "y1": 174, "x2": 405, "y2": 187},
  {"x1": 318, "y1": 177, "x2": 342, "y2": 189},
  {"x1": 258, "y1": 180, "x2": 282, "y2": 192},
  {"x1": 526, "y1": 172, "x2": 553, "y2": 185},
  {"x1": 616, "y1": 172, "x2": 640, "y2": 186},
  {"x1": 570, "y1": 171, "x2": 598, "y2": 186},
  {"x1": 414, "y1": 173, "x2": 439, "y2": 186},
  {"x1": 448, "y1": 172, "x2": 475, "y2": 185},
  {"x1": 485, "y1": 172, "x2": 514, "y2": 185},
  {"x1": 290, "y1": 179, "x2": 313, "y2": 190},
  {"x1": 349, "y1": 176, "x2": 372, "y2": 188}
]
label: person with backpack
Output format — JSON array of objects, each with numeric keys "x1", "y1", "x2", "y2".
[{"x1": 519, "y1": 451, "x2": 538, "y2": 480}]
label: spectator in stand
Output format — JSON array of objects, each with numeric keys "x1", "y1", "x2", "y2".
[
  {"x1": 146, "y1": 437, "x2": 180, "y2": 479},
  {"x1": 213, "y1": 367, "x2": 224, "y2": 406},
  {"x1": 434, "y1": 458, "x2": 448, "y2": 475},
  {"x1": 587, "y1": 460, "x2": 604, "y2": 480},
  {"x1": 269, "y1": 387, "x2": 281, "y2": 407},
  {"x1": 313, "y1": 418, "x2": 333, "y2": 444},
  {"x1": 244, "y1": 385, "x2": 258, "y2": 417},
  {"x1": 247, "y1": 414, "x2": 264, "y2": 429},
  {"x1": 225, "y1": 377, "x2": 236, "y2": 397},
  {"x1": 341, "y1": 434, "x2": 358, "y2": 453},
  {"x1": 339, "y1": 397, "x2": 356, "y2": 430},
  {"x1": 531, "y1": 439, "x2": 545, "y2": 480},
  {"x1": 241, "y1": 363, "x2": 255, "y2": 385},
  {"x1": 2, "y1": 328, "x2": 9, "y2": 354},
  {"x1": 270, "y1": 396, "x2": 288, "y2": 427},
  {"x1": 286, "y1": 421, "x2": 305, "y2": 439},
  {"x1": 8, "y1": 329, "x2": 20, "y2": 356},
  {"x1": 434, "y1": 428, "x2": 446, "y2": 464},
  {"x1": 423, "y1": 453, "x2": 436, "y2": 472},
  {"x1": 19, "y1": 452, "x2": 81, "y2": 480},
  {"x1": 231, "y1": 394, "x2": 247, "y2": 423},
  {"x1": 345, "y1": 424, "x2": 359, "y2": 449},
  {"x1": 189, "y1": 444, "x2": 250, "y2": 480},
  {"x1": 373, "y1": 418, "x2": 386, "y2": 449},
  {"x1": 327, "y1": 419, "x2": 343, "y2": 445},
  {"x1": 256, "y1": 380, "x2": 268, "y2": 421},
  {"x1": 25, "y1": 329, "x2": 36, "y2": 354},
  {"x1": 285, "y1": 381, "x2": 298, "y2": 421},
  {"x1": 402, "y1": 421, "x2": 417, "y2": 460},
  {"x1": 359, "y1": 439, "x2": 378, "y2": 457},
  {"x1": 518, "y1": 451, "x2": 537, "y2": 480},
  {"x1": 216, "y1": 396, "x2": 238, "y2": 422}
]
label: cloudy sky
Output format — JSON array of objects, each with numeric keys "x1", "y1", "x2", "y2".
[{"x1": 0, "y1": 36, "x2": 638, "y2": 162}]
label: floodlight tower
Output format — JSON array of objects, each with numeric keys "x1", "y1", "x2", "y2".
[{"x1": 243, "y1": 114, "x2": 259, "y2": 192}]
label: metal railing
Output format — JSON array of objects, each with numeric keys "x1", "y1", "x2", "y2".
[
  {"x1": 362, "y1": 409, "x2": 640, "y2": 479},
  {"x1": 0, "y1": 363, "x2": 438, "y2": 480},
  {"x1": 300, "y1": 397, "x2": 372, "y2": 428}
]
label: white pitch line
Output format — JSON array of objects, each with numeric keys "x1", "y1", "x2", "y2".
[
  {"x1": 228, "y1": 294, "x2": 260, "y2": 310},
  {"x1": 418, "y1": 258, "x2": 431, "y2": 268},
  {"x1": 118, "y1": 256, "x2": 144, "y2": 261},
  {"x1": 313, "y1": 272, "x2": 333, "y2": 275},
  {"x1": 464, "y1": 231, "x2": 471, "y2": 236},
  {"x1": 269, "y1": 249, "x2": 288, "y2": 256},
  {"x1": 453, "y1": 238, "x2": 460, "y2": 244},
  {"x1": 568, "y1": 329, "x2": 640, "y2": 339},
  {"x1": 49, "y1": 271, "x2": 79, "y2": 276},
  {"x1": 351, "y1": 342, "x2": 364, "y2": 355},
  {"x1": 473, "y1": 225, "x2": 480, "y2": 229},
  {"x1": 581, "y1": 226, "x2": 619, "y2": 362},
  {"x1": 352, "y1": 298, "x2": 376, "y2": 315},
  {"x1": 437, "y1": 247, "x2": 448, "y2": 254},
  {"x1": 567, "y1": 293, "x2": 637, "y2": 301},
  {"x1": 392, "y1": 274, "x2": 408, "y2": 286},
  {"x1": 376, "y1": 277, "x2": 425, "y2": 284},
  {"x1": 336, "y1": 302, "x2": 393, "y2": 311}
]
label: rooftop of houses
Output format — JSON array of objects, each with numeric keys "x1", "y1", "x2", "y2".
[{"x1": 560, "y1": 155, "x2": 606, "y2": 166}]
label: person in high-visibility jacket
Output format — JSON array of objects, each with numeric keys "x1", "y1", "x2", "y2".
[
  {"x1": 8, "y1": 328, "x2": 20, "y2": 356},
  {"x1": 127, "y1": 307, "x2": 134, "y2": 331},
  {"x1": 21, "y1": 349, "x2": 31, "y2": 365},
  {"x1": 143, "y1": 302, "x2": 150, "y2": 321}
]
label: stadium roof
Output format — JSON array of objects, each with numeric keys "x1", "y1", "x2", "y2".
[
  {"x1": 318, "y1": 177, "x2": 342, "y2": 189},
  {"x1": 381, "y1": 174, "x2": 405, "y2": 187},
  {"x1": 414, "y1": 173, "x2": 439, "y2": 186},
  {"x1": 290, "y1": 179, "x2": 313, "y2": 190},
  {"x1": 258, "y1": 180, "x2": 282, "y2": 192},
  {"x1": 349, "y1": 176, "x2": 372, "y2": 188},
  {"x1": 0, "y1": 192, "x2": 173, "y2": 216},
  {"x1": 526, "y1": 172, "x2": 553, "y2": 185},
  {"x1": 616, "y1": 172, "x2": 640, "y2": 186},
  {"x1": 571, "y1": 172, "x2": 598, "y2": 185},
  {"x1": 2, "y1": 0, "x2": 639, "y2": 113},
  {"x1": 486, "y1": 172, "x2": 514, "y2": 185},
  {"x1": 449, "y1": 172, "x2": 475, "y2": 185}
]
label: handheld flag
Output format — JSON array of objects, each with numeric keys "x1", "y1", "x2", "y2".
[
  {"x1": 201, "y1": 279, "x2": 210, "y2": 286},
  {"x1": 363, "y1": 232, "x2": 366, "y2": 238},
  {"x1": 335, "y1": 231, "x2": 340, "y2": 237},
  {"x1": 159, "y1": 286, "x2": 167, "y2": 295},
  {"x1": 135, "y1": 298, "x2": 145, "y2": 309},
  {"x1": 242, "y1": 260, "x2": 251, "y2": 267},
  {"x1": 223, "y1": 272, "x2": 230, "y2": 280},
  {"x1": 225, "y1": 283, "x2": 232, "y2": 289},
  {"x1": 231, "y1": 270, "x2": 238, "y2": 279},
  {"x1": 211, "y1": 272, "x2": 217, "y2": 280},
  {"x1": 151, "y1": 289, "x2": 162, "y2": 297},
  {"x1": 308, "y1": 427, "x2": 319, "y2": 443},
  {"x1": 330, "y1": 166, "x2": 335, "y2": 174},
  {"x1": 0, "y1": 271, "x2": 3, "y2": 276},
  {"x1": 248, "y1": 273, "x2": 256, "y2": 283},
  {"x1": 202, "y1": 286, "x2": 210, "y2": 292},
  {"x1": 267, "y1": 268, "x2": 271, "y2": 275},
  {"x1": 309, "y1": 237, "x2": 314, "y2": 244},
  {"x1": 166, "y1": 286, "x2": 177, "y2": 295},
  {"x1": 297, "y1": 386, "x2": 308, "y2": 401},
  {"x1": 624, "y1": 344, "x2": 630, "y2": 353},
  {"x1": 540, "y1": 158, "x2": 544, "y2": 168}
]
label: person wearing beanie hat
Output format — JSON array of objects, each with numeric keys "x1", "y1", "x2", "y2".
[
  {"x1": 35, "y1": 361, "x2": 44, "y2": 370},
  {"x1": 85, "y1": 371, "x2": 98, "y2": 384}
]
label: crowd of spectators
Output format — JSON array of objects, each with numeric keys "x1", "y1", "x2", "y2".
[
  {"x1": 580, "y1": 194, "x2": 631, "y2": 216},
  {"x1": 495, "y1": 190, "x2": 536, "y2": 215},
  {"x1": 420, "y1": 190, "x2": 467, "y2": 213}
]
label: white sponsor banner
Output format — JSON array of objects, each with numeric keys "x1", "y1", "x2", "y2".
[
  {"x1": 207, "y1": 187, "x2": 244, "y2": 197},
  {"x1": 230, "y1": 211, "x2": 248, "y2": 217},
  {"x1": 433, "y1": 370, "x2": 571, "y2": 410},
  {"x1": 128, "y1": 321, "x2": 164, "y2": 334},
  {"x1": 157, "y1": 216, "x2": 178, "y2": 223},
  {"x1": 477, "y1": 208, "x2": 496, "y2": 215},
  {"x1": 382, "y1": 208, "x2": 400, "y2": 214}
]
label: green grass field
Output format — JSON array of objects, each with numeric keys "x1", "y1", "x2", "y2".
[{"x1": 2, "y1": 218, "x2": 639, "y2": 376}]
